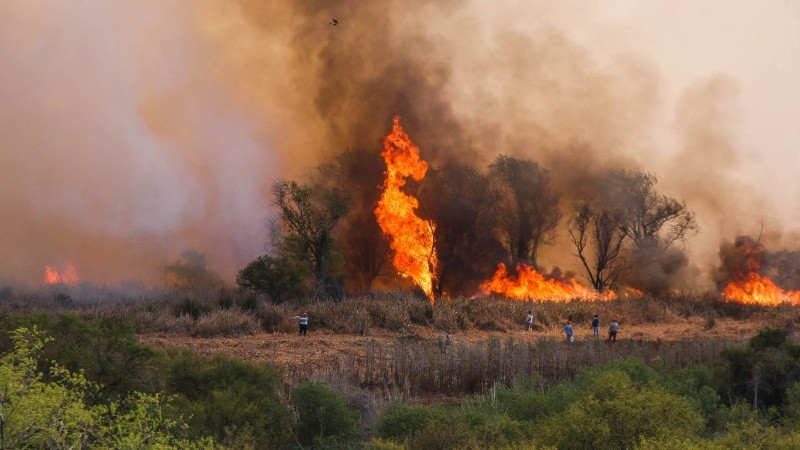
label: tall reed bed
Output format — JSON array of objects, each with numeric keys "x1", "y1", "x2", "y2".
[{"x1": 284, "y1": 336, "x2": 734, "y2": 399}]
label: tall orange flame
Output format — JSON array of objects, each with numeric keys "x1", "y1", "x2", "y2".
[
  {"x1": 375, "y1": 116, "x2": 438, "y2": 303},
  {"x1": 43, "y1": 264, "x2": 79, "y2": 285},
  {"x1": 721, "y1": 247, "x2": 800, "y2": 305},
  {"x1": 480, "y1": 263, "x2": 616, "y2": 302}
]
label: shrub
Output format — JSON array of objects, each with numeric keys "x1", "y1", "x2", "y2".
[
  {"x1": 191, "y1": 308, "x2": 259, "y2": 337},
  {"x1": 171, "y1": 296, "x2": 212, "y2": 319},
  {"x1": 378, "y1": 403, "x2": 448, "y2": 441},
  {"x1": 718, "y1": 327, "x2": 800, "y2": 411},
  {"x1": 408, "y1": 419, "x2": 478, "y2": 450},
  {"x1": 535, "y1": 369, "x2": 705, "y2": 450},
  {"x1": 258, "y1": 303, "x2": 292, "y2": 332},
  {"x1": 162, "y1": 351, "x2": 292, "y2": 448},
  {"x1": 0, "y1": 326, "x2": 213, "y2": 449},
  {"x1": 291, "y1": 381, "x2": 361, "y2": 447},
  {"x1": 236, "y1": 254, "x2": 309, "y2": 303},
  {"x1": 0, "y1": 313, "x2": 158, "y2": 400}
]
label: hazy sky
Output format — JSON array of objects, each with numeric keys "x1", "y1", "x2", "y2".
[{"x1": 1, "y1": 1, "x2": 798, "y2": 288}]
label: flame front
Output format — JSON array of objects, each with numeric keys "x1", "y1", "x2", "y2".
[
  {"x1": 43, "y1": 264, "x2": 79, "y2": 285},
  {"x1": 720, "y1": 241, "x2": 800, "y2": 305},
  {"x1": 375, "y1": 116, "x2": 438, "y2": 303},
  {"x1": 722, "y1": 273, "x2": 800, "y2": 305},
  {"x1": 480, "y1": 263, "x2": 616, "y2": 302}
]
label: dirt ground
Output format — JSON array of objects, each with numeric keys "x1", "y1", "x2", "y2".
[{"x1": 138, "y1": 317, "x2": 760, "y2": 369}]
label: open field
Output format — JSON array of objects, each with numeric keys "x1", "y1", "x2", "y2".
[
  {"x1": 3, "y1": 288, "x2": 798, "y2": 396},
  {"x1": 139, "y1": 316, "x2": 759, "y2": 367}
]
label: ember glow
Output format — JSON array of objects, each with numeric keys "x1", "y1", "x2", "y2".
[
  {"x1": 375, "y1": 116, "x2": 438, "y2": 303},
  {"x1": 721, "y1": 246, "x2": 800, "y2": 305},
  {"x1": 43, "y1": 264, "x2": 79, "y2": 285},
  {"x1": 480, "y1": 263, "x2": 615, "y2": 302}
]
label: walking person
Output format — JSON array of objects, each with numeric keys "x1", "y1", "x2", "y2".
[
  {"x1": 608, "y1": 319, "x2": 619, "y2": 342},
  {"x1": 525, "y1": 310, "x2": 534, "y2": 331},
  {"x1": 296, "y1": 311, "x2": 309, "y2": 336},
  {"x1": 563, "y1": 320, "x2": 574, "y2": 343},
  {"x1": 592, "y1": 314, "x2": 600, "y2": 338}
]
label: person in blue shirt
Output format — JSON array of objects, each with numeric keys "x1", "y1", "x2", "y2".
[
  {"x1": 592, "y1": 314, "x2": 600, "y2": 337},
  {"x1": 563, "y1": 320, "x2": 574, "y2": 343}
]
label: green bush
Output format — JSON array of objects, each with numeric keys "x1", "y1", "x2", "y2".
[
  {"x1": 236, "y1": 254, "x2": 309, "y2": 303},
  {"x1": 291, "y1": 381, "x2": 361, "y2": 447},
  {"x1": 0, "y1": 326, "x2": 212, "y2": 449},
  {"x1": 162, "y1": 350, "x2": 292, "y2": 448},
  {"x1": 378, "y1": 403, "x2": 449, "y2": 441},
  {"x1": 718, "y1": 327, "x2": 800, "y2": 411},
  {"x1": 407, "y1": 419, "x2": 478, "y2": 450},
  {"x1": 0, "y1": 312, "x2": 158, "y2": 400},
  {"x1": 535, "y1": 369, "x2": 705, "y2": 450}
]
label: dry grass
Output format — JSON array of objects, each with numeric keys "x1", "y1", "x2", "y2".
[
  {"x1": 191, "y1": 308, "x2": 260, "y2": 337},
  {"x1": 4, "y1": 287, "x2": 800, "y2": 339}
]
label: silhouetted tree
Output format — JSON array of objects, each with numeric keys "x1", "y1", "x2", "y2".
[
  {"x1": 606, "y1": 169, "x2": 697, "y2": 249},
  {"x1": 569, "y1": 203, "x2": 627, "y2": 291},
  {"x1": 420, "y1": 164, "x2": 505, "y2": 297},
  {"x1": 767, "y1": 249, "x2": 800, "y2": 291},
  {"x1": 272, "y1": 180, "x2": 349, "y2": 297},
  {"x1": 315, "y1": 148, "x2": 389, "y2": 294},
  {"x1": 164, "y1": 249, "x2": 222, "y2": 292},
  {"x1": 489, "y1": 155, "x2": 560, "y2": 268}
]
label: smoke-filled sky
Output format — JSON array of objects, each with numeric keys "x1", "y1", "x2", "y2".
[{"x1": 1, "y1": 0, "x2": 798, "y2": 289}]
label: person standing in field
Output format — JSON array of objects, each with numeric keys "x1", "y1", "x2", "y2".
[
  {"x1": 592, "y1": 314, "x2": 600, "y2": 338},
  {"x1": 296, "y1": 312, "x2": 309, "y2": 336},
  {"x1": 563, "y1": 320, "x2": 574, "y2": 343},
  {"x1": 608, "y1": 319, "x2": 619, "y2": 341},
  {"x1": 525, "y1": 310, "x2": 534, "y2": 331}
]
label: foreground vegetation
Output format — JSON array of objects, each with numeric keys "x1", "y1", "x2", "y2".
[{"x1": 1, "y1": 291, "x2": 800, "y2": 449}]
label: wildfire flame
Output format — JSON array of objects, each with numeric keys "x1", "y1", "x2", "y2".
[
  {"x1": 479, "y1": 263, "x2": 616, "y2": 302},
  {"x1": 721, "y1": 245, "x2": 800, "y2": 305},
  {"x1": 43, "y1": 264, "x2": 79, "y2": 285},
  {"x1": 375, "y1": 116, "x2": 438, "y2": 303}
]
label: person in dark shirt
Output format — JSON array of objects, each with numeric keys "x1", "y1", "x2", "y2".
[{"x1": 592, "y1": 314, "x2": 600, "y2": 338}]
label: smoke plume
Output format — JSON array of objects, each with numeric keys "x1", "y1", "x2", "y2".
[{"x1": 0, "y1": 1, "x2": 793, "y2": 292}]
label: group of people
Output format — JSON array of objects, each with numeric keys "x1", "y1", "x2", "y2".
[
  {"x1": 564, "y1": 315, "x2": 619, "y2": 343},
  {"x1": 526, "y1": 310, "x2": 619, "y2": 343},
  {"x1": 296, "y1": 310, "x2": 619, "y2": 342}
]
